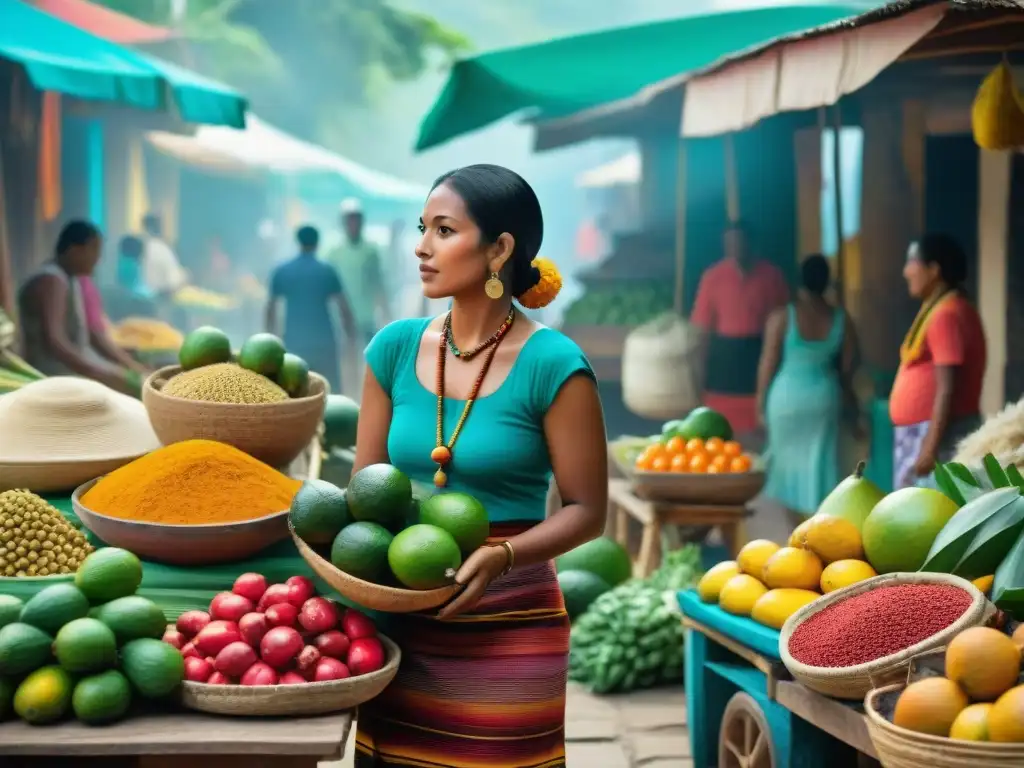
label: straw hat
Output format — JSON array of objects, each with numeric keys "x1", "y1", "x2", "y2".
[{"x1": 0, "y1": 377, "x2": 161, "y2": 493}]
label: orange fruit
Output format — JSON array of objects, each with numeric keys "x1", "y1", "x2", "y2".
[
  {"x1": 665, "y1": 436, "x2": 686, "y2": 455},
  {"x1": 723, "y1": 440, "x2": 743, "y2": 457},
  {"x1": 893, "y1": 677, "x2": 968, "y2": 736},
  {"x1": 685, "y1": 438, "x2": 705, "y2": 454},
  {"x1": 730, "y1": 454, "x2": 753, "y2": 473},
  {"x1": 689, "y1": 452, "x2": 710, "y2": 473},
  {"x1": 705, "y1": 437, "x2": 725, "y2": 454},
  {"x1": 670, "y1": 454, "x2": 689, "y2": 473},
  {"x1": 707, "y1": 465, "x2": 721, "y2": 474},
  {"x1": 946, "y1": 627, "x2": 1022, "y2": 702},
  {"x1": 651, "y1": 455, "x2": 671, "y2": 472},
  {"x1": 711, "y1": 455, "x2": 730, "y2": 473}
]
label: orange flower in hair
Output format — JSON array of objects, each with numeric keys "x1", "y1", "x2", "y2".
[{"x1": 517, "y1": 257, "x2": 562, "y2": 309}]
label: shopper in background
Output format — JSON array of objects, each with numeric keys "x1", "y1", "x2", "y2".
[
  {"x1": 890, "y1": 234, "x2": 986, "y2": 489},
  {"x1": 267, "y1": 225, "x2": 358, "y2": 394},
  {"x1": 140, "y1": 213, "x2": 188, "y2": 297},
  {"x1": 323, "y1": 198, "x2": 389, "y2": 343},
  {"x1": 691, "y1": 221, "x2": 790, "y2": 449},
  {"x1": 758, "y1": 254, "x2": 859, "y2": 526}
]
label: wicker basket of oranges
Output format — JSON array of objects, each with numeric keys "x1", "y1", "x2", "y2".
[{"x1": 628, "y1": 436, "x2": 765, "y2": 504}]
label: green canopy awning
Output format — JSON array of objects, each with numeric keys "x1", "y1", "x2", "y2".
[
  {"x1": 415, "y1": 3, "x2": 871, "y2": 150},
  {"x1": 0, "y1": 0, "x2": 247, "y2": 128}
]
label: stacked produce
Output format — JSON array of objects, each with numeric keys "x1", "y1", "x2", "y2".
[
  {"x1": 0, "y1": 347, "x2": 46, "y2": 395},
  {"x1": 885, "y1": 624, "x2": 1024, "y2": 742},
  {"x1": 0, "y1": 548, "x2": 185, "y2": 725},
  {"x1": 923, "y1": 453, "x2": 1024, "y2": 619},
  {"x1": 568, "y1": 545, "x2": 701, "y2": 694},
  {"x1": 0, "y1": 490, "x2": 94, "y2": 577},
  {"x1": 290, "y1": 466, "x2": 489, "y2": 590},
  {"x1": 562, "y1": 282, "x2": 673, "y2": 327},
  {"x1": 555, "y1": 537, "x2": 633, "y2": 620},
  {"x1": 109, "y1": 317, "x2": 184, "y2": 352},
  {"x1": 81, "y1": 439, "x2": 301, "y2": 525},
  {"x1": 627, "y1": 407, "x2": 756, "y2": 474},
  {"x1": 163, "y1": 572, "x2": 386, "y2": 686},
  {"x1": 322, "y1": 394, "x2": 360, "y2": 452},
  {"x1": 166, "y1": 326, "x2": 314, "y2": 402},
  {"x1": 173, "y1": 285, "x2": 237, "y2": 311}
]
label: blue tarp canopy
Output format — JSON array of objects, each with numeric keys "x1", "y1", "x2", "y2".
[{"x1": 0, "y1": 0, "x2": 247, "y2": 127}]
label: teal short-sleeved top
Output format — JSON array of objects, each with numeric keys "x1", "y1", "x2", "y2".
[{"x1": 365, "y1": 317, "x2": 594, "y2": 523}]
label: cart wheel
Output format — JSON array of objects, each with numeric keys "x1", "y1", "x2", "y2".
[{"x1": 718, "y1": 691, "x2": 776, "y2": 768}]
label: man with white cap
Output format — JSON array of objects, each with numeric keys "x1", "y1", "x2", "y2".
[{"x1": 324, "y1": 198, "x2": 389, "y2": 344}]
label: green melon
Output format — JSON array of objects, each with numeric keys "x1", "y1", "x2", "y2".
[{"x1": 556, "y1": 538, "x2": 632, "y2": 587}]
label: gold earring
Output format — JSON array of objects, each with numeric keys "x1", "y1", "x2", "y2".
[{"x1": 484, "y1": 272, "x2": 504, "y2": 299}]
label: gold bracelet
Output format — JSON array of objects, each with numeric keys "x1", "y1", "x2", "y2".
[{"x1": 499, "y1": 540, "x2": 515, "y2": 576}]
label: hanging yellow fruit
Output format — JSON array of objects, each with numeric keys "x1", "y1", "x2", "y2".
[{"x1": 972, "y1": 59, "x2": 1024, "y2": 151}]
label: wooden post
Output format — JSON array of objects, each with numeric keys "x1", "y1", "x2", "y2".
[
  {"x1": 0, "y1": 136, "x2": 14, "y2": 318},
  {"x1": 724, "y1": 133, "x2": 739, "y2": 223},
  {"x1": 831, "y1": 105, "x2": 846, "y2": 304},
  {"x1": 977, "y1": 148, "x2": 1011, "y2": 415},
  {"x1": 674, "y1": 139, "x2": 687, "y2": 314}
]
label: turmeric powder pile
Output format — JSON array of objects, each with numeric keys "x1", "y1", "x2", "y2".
[{"x1": 81, "y1": 439, "x2": 302, "y2": 525}]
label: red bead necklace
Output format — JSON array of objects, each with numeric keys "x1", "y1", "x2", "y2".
[
  {"x1": 444, "y1": 306, "x2": 514, "y2": 361},
  {"x1": 431, "y1": 310, "x2": 515, "y2": 487}
]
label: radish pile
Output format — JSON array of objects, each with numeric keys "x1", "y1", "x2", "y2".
[{"x1": 162, "y1": 573, "x2": 386, "y2": 686}]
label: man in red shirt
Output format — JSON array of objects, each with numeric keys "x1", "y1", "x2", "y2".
[
  {"x1": 691, "y1": 222, "x2": 790, "y2": 444},
  {"x1": 890, "y1": 234, "x2": 986, "y2": 489}
]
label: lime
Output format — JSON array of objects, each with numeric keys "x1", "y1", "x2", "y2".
[
  {"x1": 72, "y1": 669, "x2": 132, "y2": 724},
  {"x1": 331, "y1": 522, "x2": 394, "y2": 583},
  {"x1": 178, "y1": 326, "x2": 232, "y2": 371},
  {"x1": 419, "y1": 492, "x2": 489, "y2": 553},
  {"x1": 53, "y1": 618, "x2": 117, "y2": 674},
  {"x1": 238, "y1": 333, "x2": 286, "y2": 377},
  {"x1": 388, "y1": 524, "x2": 462, "y2": 590},
  {"x1": 348, "y1": 464, "x2": 412, "y2": 532},
  {"x1": 290, "y1": 479, "x2": 350, "y2": 545},
  {"x1": 74, "y1": 547, "x2": 143, "y2": 603},
  {"x1": 14, "y1": 666, "x2": 73, "y2": 724},
  {"x1": 277, "y1": 353, "x2": 310, "y2": 397}
]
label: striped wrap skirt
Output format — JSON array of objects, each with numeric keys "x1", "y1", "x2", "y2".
[{"x1": 355, "y1": 523, "x2": 570, "y2": 768}]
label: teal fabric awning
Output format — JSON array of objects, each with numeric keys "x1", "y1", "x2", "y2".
[
  {"x1": 415, "y1": 3, "x2": 873, "y2": 150},
  {"x1": 0, "y1": 0, "x2": 247, "y2": 127}
]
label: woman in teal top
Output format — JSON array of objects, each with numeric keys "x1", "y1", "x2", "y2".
[
  {"x1": 757, "y1": 254, "x2": 859, "y2": 526},
  {"x1": 353, "y1": 164, "x2": 608, "y2": 768}
]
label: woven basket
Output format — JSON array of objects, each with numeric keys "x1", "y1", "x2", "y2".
[
  {"x1": 143, "y1": 365, "x2": 326, "y2": 468},
  {"x1": 631, "y1": 469, "x2": 766, "y2": 505},
  {"x1": 865, "y1": 682, "x2": 1024, "y2": 767},
  {"x1": 779, "y1": 572, "x2": 994, "y2": 700},
  {"x1": 180, "y1": 634, "x2": 401, "y2": 716},
  {"x1": 291, "y1": 523, "x2": 460, "y2": 614}
]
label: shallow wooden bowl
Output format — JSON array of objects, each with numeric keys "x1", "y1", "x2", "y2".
[
  {"x1": 72, "y1": 478, "x2": 290, "y2": 566},
  {"x1": 290, "y1": 523, "x2": 461, "y2": 614},
  {"x1": 630, "y1": 468, "x2": 766, "y2": 505},
  {"x1": 180, "y1": 634, "x2": 401, "y2": 717},
  {"x1": 143, "y1": 365, "x2": 327, "y2": 469}
]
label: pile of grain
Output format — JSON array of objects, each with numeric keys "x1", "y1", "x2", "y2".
[
  {"x1": 0, "y1": 490, "x2": 94, "y2": 577},
  {"x1": 163, "y1": 362, "x2": 288, "y2": 404}
]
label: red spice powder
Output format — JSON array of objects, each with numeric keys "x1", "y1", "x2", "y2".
[{"x1": 787, "y1": 584, "x2": 972, "y2": 668}]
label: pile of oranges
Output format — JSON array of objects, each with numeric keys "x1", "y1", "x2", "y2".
[{"x1": 633, "y1": 436, "x2": 753, "y2": 474}]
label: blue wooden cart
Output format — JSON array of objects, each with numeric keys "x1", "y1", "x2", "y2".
[{"x1": 678, "y1": 590, "x2": 882, "y2": 768}]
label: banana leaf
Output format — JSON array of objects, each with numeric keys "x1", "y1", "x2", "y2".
[
  {"x1": 934, "y1": 463, "x2": 967, "y2": 506},
  {"x1": 921, "y1": 487, "x2": 1020, "y2": 573},
  {"x1": 943, "y1": 461, "x2": 986, "y2": 503},
  {"x1": 954, "y1": 495, "x2": 1024, "y2": 580},
  {"x1": 993, "y1": 527, "x2": 1024, "y2": 620},
  {"x1": 1006, "y1": 464, "x2": 1024, "y2": 493},
  {"x1": 983, "y1": 454, "x2": 1011, "y2": 488}
]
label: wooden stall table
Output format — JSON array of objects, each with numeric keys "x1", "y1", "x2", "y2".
[
  {"x1": 0, "y1": 710, "x2": 352, "y2": 768},
  {"x1": 609, "y1": 478, "x2": 749, "y2": 577},
  {"x1": 677, "y1": 590, "x2": 881, "y2": 768}
]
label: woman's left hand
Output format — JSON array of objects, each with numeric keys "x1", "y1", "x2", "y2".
[
  {"x1": 436, "y1": 544, "x2": 509, "y2": 620},
  {"x1": 914, "y1": 450, "x2": 937, "y2": 477}
]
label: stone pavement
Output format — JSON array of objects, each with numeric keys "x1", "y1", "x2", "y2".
[{"x1": 323, "y1": 682, "x2": 692, "y2": 767}]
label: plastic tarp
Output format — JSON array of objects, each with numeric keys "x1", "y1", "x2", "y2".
[
  {"x1": 31, "y1": 0, "x2": 174, "y2": 44},
  {"x1": 147, "y1": 115, "x2": 427, "y2": 203},
  {"x1": 414, "y1": 4, "x2": 871, "y2": 150},
  {"x1": 0, "y1": 0, "x2": 247, "y2": 128},
  {"x1": 576, "y1": 151, "x2": 640, "y2": 189}
]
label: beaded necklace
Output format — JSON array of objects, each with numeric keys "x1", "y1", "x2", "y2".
[
  {"x1": 430, "y1": 310, "x2": 515, "y2": 487},
  {"x1": 444, "y1": 306, "x2": 514, "y2": 361}
]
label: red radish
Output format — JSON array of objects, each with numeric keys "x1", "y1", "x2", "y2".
[
  {"x1": 181, "y1": 642, "x2": 200, "y2": 659},
  {"x1": 232, "y1": 572, "x2": 267, "y2": 603},
  {"x1": 183, "y1": 656, "x2": 214, "y2": 683},
  {"x1": 257, "y1": 583, "x2": 292, "y2": 611},
  {"x1": 259, "y1": 626, "x2": 304, "y2": 670},
  {"x1": 162, "y1": 627, "x2": 186, "y2": 650},
  {"x1": 313, "y1": 657, "x2": 351, "y2": 681},
  {"x1": 210, "y1": 592, "x2": 255, "y2": 623},
  {"x1": 266, "y1": 602, "x2": 299, "y2": 628},
  {"x1": 296, "y1": 645, "x2": 321, "y2": 675},
  {"x1": 279, "y1": 671, "x2": 307, "y2": 685},
  {"x1": 241, "y1": 661, "x2": 279, "y2": 686},
  {"x1": 299, "y1": 597, "x2": 338, "y2": 634},
  {"x1": 193, "y1": 620, "x2": 242, "y2": 657},
  {"x1": 347, "y1": 637, "x2": 386, "y2": 675},
  {"x1": 206, "y1": 671, "x2": 232, "y2": 685},
  {"x1": 215, "y1": 641, "x2": 258, "y2": 677},
  {"x1": 286, "y1": 575, "x2": 316, "y2": 607},
  {"x1": 341, "y1": 608, "x2": 376, "y2": 639},
  {"x1": 314, "y1": 630, "x2": 351, "y2": 660},
  {"x1": 176, "y1": 610, "x2": 211, "y2": 638},
  {"x1": 238, "y1": 612, "x2": 269, "y2": 647}
]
